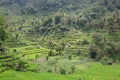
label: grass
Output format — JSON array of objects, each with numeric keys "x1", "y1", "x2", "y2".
[
  {"x1": 20, "y1": 47, "x2": 49, "y2": 59},
  {"x1": 10, "y1": 46, "x2": 50, "y2": 59},
  {"x1": 0, "y1": 70, "x2": 78, "y2": 80},
  {"x1": 0, "y1": 62, "x2": 120, "y2": 80},
  {"x1": 2, "y1": 31, "x2": 120, "y2": 80},
  {"x1": 76, "y1": 63, "x2": 120, "y2": 80}
]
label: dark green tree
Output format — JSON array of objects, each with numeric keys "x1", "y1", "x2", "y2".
[{"x1": 0, "y1": 16, "x2": 7, "y2": 47}]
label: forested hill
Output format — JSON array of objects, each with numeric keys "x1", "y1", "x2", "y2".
[
  {"x1": 0, "y1": 0, "x2": 120, "y2": 34},
  {"x1": 0, "y1": 0, "x2": 120, "y2": 16},
  {"x1": 0, "y1": 0, "x2": 97, "y2": 15}
]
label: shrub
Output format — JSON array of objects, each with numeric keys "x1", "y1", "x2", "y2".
[
  {"x1": 0, "y1": 67, "x2": 6, "y2": 73},
  {"x1": 47, "y1": 69, "x2": 52, "y2": 73},
  {"x1": 82, "y1": 39, "x2": 89, "y2": 45},
  {"x1": 71, "y1": 65, "x2": 76, "y2": 73},
  {"x1": 48, "y1": 40, "x2": 56, "y2": 49},
  {"x1": 48, "y1": 50, "x2": 54, "y2": 56},
  {"x1": 78, "y1": 78, "x2": 82, "y2": 80},
  {"x1": 92, "y1": 33, "x2": 102, "y2": 45},
  {"x1": 76, "y1": 40, "x2": 81, "y2": 45},
  {"x1": 15, "y1": 59, "x2": 29, "y2": 71},
  {"x1": 101, "y1": 57, "x2": 113, "y2": 65},
  {"x1": 74, "y1": 49, "x2": 81, "y2": 56},
  {"x1": 25, "y1": 7, "x2": 37, "y2": 14},
  {"x1": 89, "y1": 44, "x2": 97, "y2": 59},
  {"x1": 68, "y1": 55, "x2": 72, "y2": 60},
  {"x1": 59, "y1": 68, "x2": 66, "y2": 75},
  {"x1": 35, "y1": 55, "x2": 39, "y2": 60},
  {"x1": 55, "y1": 44, "x2": 64, "y2": 55},
  {"x1": 25, "y1": 47, "x2": 34, "y2": 50}
]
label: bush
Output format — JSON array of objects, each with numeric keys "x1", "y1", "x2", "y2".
[
  {"x1": 101, "y1": 57, "x2": 113, "y2": 65},
  {"x1": 59, "y1": 68, "x2": 66, "y2": 75},
  {"x1": 71, "y1": 65, "x2": 76, "y2": 73},
  {"x1": 78, "y1": 78, "x2": 82, "y2": 80},
  {"x1": 0, "y1": 67, "x2": 6, "y2": 73},
  {"x1": 47, "y1": 69, "x2": 52, "y2": 73},
  {"x1": 74, "y1": 49, "x2": 81, "y2": 56},
  {"x1": 68, "y1": 55, "x2": 72, "y2": 60},
  {"x1": 76, "y1": 40, "x2": 81, "y2": 45},
  {"x1": 89, "y1": 44, "x2": 97, "y2": 59},
  {"x1": 92, "y1": 33, "x2": 102, "y2": 45},
  {"x1": 48, "y1": 40, "x2": 56, "y2": 49},
  {"x1": 25, "y1": 7, "x2": 37, "y2": 14},
  {"x1": 82, "y1": 39, "x2": 89, "y2": 45},
  {"x1": 48, "y1": 50, "x2": 54, "y2": 56},
  {"x1": 15, "y1": 59, "x2": 29, "y2": 71}
]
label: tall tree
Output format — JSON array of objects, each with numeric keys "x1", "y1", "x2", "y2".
[{"x1": 0, "y1": 16, "x2": 7, "y2": 46}]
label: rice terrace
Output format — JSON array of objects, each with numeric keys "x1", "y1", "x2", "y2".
[{"x1": 0, "y1": 0, "x2": 120, "y2": 80}]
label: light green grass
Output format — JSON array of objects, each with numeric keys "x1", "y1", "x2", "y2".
[
  {"x1": 10, "y1": 46, "x2": 50, "y2": 59},
  {"x1": 4, "y1": 31, "x2": 120, "y2": 80},
  {"x1": 75, "y1": 62, "x2": 120, "y2": 80},
  {"x1": 0, "y1": 70, "x2": 78, "y2": 80},
  {"x1": 0, "y1": 62, "x2": 120, "y2": 80}
]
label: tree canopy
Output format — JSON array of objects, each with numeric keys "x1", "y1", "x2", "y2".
[{"x1": 0, "y1": 16, "x2": 7, "y2": 46}]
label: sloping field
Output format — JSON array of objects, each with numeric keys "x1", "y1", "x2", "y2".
[{"x1": 0, "y1": 63, "x2": 120, "y2": 80}]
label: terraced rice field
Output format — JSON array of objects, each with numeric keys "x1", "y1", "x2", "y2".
[{"x1": 0, "y1": 62, "x2": 120, "y2": 80}]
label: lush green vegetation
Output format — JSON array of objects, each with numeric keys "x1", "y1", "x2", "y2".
[
  {"x1": 0, "y1": 0, "x2": 120, "y2": 80},
  {"x1": 1, "y1": 62, "x2": 120, "y2": 80}
]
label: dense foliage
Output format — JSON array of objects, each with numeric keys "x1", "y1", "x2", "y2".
[
  {"x1": 0, "y1": 16, "x2": 7, "y2": 46},
  {"x1": 0, "y1": 0, "x2": 120, "y2": 75}
]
